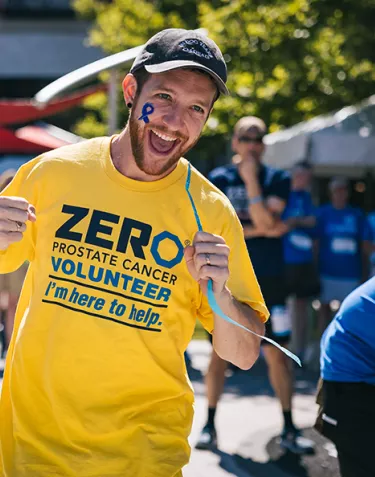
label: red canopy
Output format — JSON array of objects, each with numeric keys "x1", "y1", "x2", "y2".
[
  {"x1": 0, "y1": 127, "x2": 51, "y2": 154},
  {"x1": 0, "y1": 85, "x2": 106, "y2": 126},
  {"x1": 0, "y1": 125, "x2": 78, "y2": 154}
]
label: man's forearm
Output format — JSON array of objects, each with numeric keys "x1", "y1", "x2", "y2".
[
  {"x1": 212, "y1": 289, "x2": 265, "y2": 370},
  {"x1": 287, "y1": 216, "x2": 316, "y2": 229},
  {"x1": 243, "y1": 220, "x2": 288, "y2": 239},
  {"x1": 244, "y1": 176, "x2": 276, "y2": 229}
]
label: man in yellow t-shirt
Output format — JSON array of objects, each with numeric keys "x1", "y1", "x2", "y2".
[{"x1": 0, "y1": 29, "x2": 268, "y2": 477}]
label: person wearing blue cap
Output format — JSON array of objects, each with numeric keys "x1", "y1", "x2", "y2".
[{"x1": 0, "y1": 29, "x2": 268, "y2": 477}]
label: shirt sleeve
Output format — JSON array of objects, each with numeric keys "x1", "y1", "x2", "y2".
[
  {"x1": 207, "y1": 168, "x2": 228, "y2": 194},
  {"x1": 313, "y1": 206, "x2": 324, "y2": 239},
  {"x1": 368, "y1": 214, "x2": 375, "y2": 242},
  {"x1": 306, "y1": 194, "x2": 316, "y2": 216},
  {"x1": 0, "y1": 157, "x2": 41, "y2": 273},
  {"x1": 359, "y1": 211, "x2": 372, "y2": 241},
  {"x1": 270, "y1": 171, "x2": 290, "y2": 203},
  {"x1": 196, "y1": 204, "x2": 269, "y2": 334}
]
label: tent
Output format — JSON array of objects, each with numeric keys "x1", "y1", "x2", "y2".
[
  {"x1": 0, "y1": 123, "x2": 81, "y2": 155},
  {"x1": 264, "y1": 95, "x2": 375, "y2": 174},
  {"x1": 0, "y1": 85, "x2": 105, "y2": 126}
]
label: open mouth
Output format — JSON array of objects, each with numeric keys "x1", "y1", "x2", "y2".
[{"x1": 148, "y1": 129, "x2": 180, "y2": 156}]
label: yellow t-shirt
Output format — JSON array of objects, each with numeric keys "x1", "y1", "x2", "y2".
[{"x1": 0, "y1": 137, "x2": 268, "y2": 477}]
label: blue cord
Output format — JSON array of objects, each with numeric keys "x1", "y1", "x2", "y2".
[{"x1": 185, "y1": 162, "x2": 301, "y2": 367}]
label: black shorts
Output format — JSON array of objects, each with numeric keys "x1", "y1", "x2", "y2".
[
  {"x1": 285, "y1": 262, "x2": 320, "y2": 299},
  {"x1": 315, "y1": 380, "x2": 375, "y2": 477},
  {"x1": 257, "y1": 275, "x2": 290, "y2": 346},
  {"x1": 206, "y1": 275, "x2": 289, "y2": 346}
]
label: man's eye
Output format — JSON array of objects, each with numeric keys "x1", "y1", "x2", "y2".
[
  {"x1": 192, "y1": 105, "x2": 204, "y2": 114},
  {"x1": 158, "y1": 93, "x2": 172, "y2": 101}
]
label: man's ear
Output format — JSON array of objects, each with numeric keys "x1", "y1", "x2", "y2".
[{"x1": 122, "y1": 73, "x2": 138, "y2": 106}]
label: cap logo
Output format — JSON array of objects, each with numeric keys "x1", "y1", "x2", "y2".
[{"x1": 178, "y1": 39, "x2": 214, "y2": 60}]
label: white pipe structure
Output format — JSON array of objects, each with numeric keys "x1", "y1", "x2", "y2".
[{"x1": 34, "y1": 45, "x2": 143, "y2": 107}]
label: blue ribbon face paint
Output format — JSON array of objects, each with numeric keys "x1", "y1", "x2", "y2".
[{"x1": 138, "y1": 103, "x2": 155, "y2": 124}]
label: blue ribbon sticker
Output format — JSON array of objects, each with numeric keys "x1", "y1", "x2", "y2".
[{"x1": 138, "y1": 102, "x2": 155, "y2": 124}]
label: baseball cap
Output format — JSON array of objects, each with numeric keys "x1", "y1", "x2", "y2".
[
  {"x1": 329, "y1": 176, "x2": 349, "y2": 191},
  {"x1": 233, "y1": 116, "x2": 267, "y2": 137},
  {"x1": 130, "y1": 28, "x2": 229, "y2": 96}
]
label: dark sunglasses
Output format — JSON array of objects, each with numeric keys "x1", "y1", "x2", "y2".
[{"x1": 238, "y1": 136, "x2": 264, "y2": 144}]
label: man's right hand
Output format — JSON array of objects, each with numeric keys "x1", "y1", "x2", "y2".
[{"x1": 0, "y1": 197, "x2": 36, "y2": 250}]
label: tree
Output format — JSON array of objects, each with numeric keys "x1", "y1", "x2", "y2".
[
  {"x1": 200, "y1": 0, "x2": 375, "y2": 133},
  {"x1": 72, "y1": 0, "x2": 375, "y2": 171}
]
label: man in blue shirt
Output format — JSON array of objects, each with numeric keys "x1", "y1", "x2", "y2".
[
  {"x1": 315, "y1": 177, "x2": 370, "y2": 336},
  {"x1": 367, "y1": 210, "x2": 375, "y2": 276},
  {"x1": 283, "y1": 162, "x2": 320, "y2": 359},
  {"x1": 196, "y1": 116, "x2": 314, "y2": 454},
  {"x1": 315, "y1": 277, "x2": 375, "y2": 477}
]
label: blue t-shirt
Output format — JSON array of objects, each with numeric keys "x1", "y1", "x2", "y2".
[
  {"x1": 321, "y1": 276, "x2": 375, "y2": 385},
  {"x1": 316, "y1": 204, "x2": 370, "y2": 280},
  {"x1": 283, "y1": 190, "x2": 315, "y2": 264},
  {"x1": 209, "y1": 164, "x2": 290, "y2": 277},
  {"x1": 368, "y1": 212, "x2": 375, "y2": 267}
]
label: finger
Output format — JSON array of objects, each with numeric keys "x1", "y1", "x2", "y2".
[
  {"x1": 0, "y1": 197, "x2": 30, "y2": 210},
  {"x1": 193, "y1": 231, "x2": 226, "y2": 245},
  {"x1": 28, "y1": 205, "x2": 37, "y2": 222},
  {"x1": 194, "y1": 253, "x2": 228, "y2": 271},
  {"x1": 198, "y1": 265, "x2": 229, "y2": 282},
  {"x1": 0, "y1": 219, "x2": 26, "y2": 233},
  {"x1": 0, "y1": 230, "x2": 23, "y2": 245},
  {"x1": 183, "y1": 245, "x2": 198, "y2": 280},
  {"x1": 0, "y1": 207, "x2": 28, "y2": 223},
  {"x1": 194, "y1": 242, "x2": 230, "y2": 257},
  {"x1": 183, "y1": 245, "x2": 195, "y2": 263}
]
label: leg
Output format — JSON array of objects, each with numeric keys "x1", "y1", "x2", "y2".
[
  {"x1": 291, "y1": 297, "x2": 310, "y2": 357},
  {"x1": 196, "y1": 347, "x2": 228, "y2": 449},
  {"x1": 263, "y1": 340, "x2": 314, "y2": 454},
  {"x1": 263, "y1": 344, "x2": 293, "y2": 413},
  {"x1": 206, "y1": 349, "x2": 228, "y2": 409},
  {"x1": 319, "y1": 381, "x2": 375, "y2": 477}
]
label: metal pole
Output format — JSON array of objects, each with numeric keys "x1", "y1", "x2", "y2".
[{"x1": 108, "y1": 69, "x2": 118, "y2": 135}]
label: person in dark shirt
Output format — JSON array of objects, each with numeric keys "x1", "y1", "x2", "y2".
[{"x1": 196, "y1": 116, "x2": 314, "y2": 454}]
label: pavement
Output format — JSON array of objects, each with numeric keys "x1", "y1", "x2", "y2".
[
  {"x1": 0, "y1": 341, "x2": 340, "y2": 477},
  {"x1": 184, "y1": 340, "x2": 340, "y2": 477}
]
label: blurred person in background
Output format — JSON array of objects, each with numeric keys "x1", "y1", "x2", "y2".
[
  {"x1": 196, "y1": 117, "x2": 314, "y2": 454},
  {"x1": 283, "y1": 162, "x2": 320, "y2": 363},
  {"x1": 0, "y1": 170, "x2": 28, "y2": 358},
  {"x1": 367, "y1": 210, "x2": 375, "y2": 276},
  {"x1": 315, "y1": 177, "x2": 370, "y2": 337},
  {"x1": 315, "y1": 276, "x2": 375, "y2": 477}
]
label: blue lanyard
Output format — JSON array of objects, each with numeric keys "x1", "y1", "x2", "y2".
[{"x1": 185, "y1": 163, "x2": 301, "y2": 366}]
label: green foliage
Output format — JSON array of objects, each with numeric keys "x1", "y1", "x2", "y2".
[{"x1": 72, "y1": 0, "x2": 375, "y2": 168}]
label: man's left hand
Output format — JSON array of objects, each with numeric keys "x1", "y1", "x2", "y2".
[
  {"x1": 184, "y1": 231, "x2": 230, "y2": 296},
  {"x1": 237, "y1": 153, "x2": 258, "y2": 184}
]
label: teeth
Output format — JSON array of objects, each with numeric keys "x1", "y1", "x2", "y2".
[{"x1": 151, "y1": 130, "x2": 177, "y2": 142}]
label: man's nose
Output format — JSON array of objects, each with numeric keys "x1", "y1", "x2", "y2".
[{"x1": 161, "y1": 105, "x2": 184, "y2": 132}]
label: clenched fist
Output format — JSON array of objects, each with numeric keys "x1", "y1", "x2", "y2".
[
  {"x1": 183, "y1": 231, "x2": 230, "y2": 296},
  {"x1": 0, "y1": 197, "x2": 36, "y2": 250}
]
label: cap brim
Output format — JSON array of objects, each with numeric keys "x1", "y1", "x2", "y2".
[{"x1": 145, "y1": 60, "x2": 229, "y2": 96}]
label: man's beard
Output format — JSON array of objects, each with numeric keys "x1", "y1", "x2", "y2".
[{"x1": 128, "y1": 113, "x2": 191, "y2": 177}]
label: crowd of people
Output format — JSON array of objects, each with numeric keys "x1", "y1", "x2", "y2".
[
  {"x1": 194, "y1": 115, "x2": 375, "y2": 467},
  {"x1": 0, "y1": 27, "x2": 374, "y2": 477}
]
